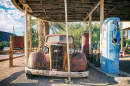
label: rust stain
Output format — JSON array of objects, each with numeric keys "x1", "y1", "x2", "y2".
[
  {"x1": 70, "y1": 52, "x2": 87, "y2": 72},
  {"x1": 28, "y1": 51, "x2": 50, "y2": 70}
]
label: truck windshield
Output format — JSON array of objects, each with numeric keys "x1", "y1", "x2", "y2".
[{"x1": 46, "y1": 36, "x2": 73, "y2": 43}]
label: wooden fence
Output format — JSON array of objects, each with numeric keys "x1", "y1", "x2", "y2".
[{"x1": 0, "y1": 47, "x2": 37, "y2": 67}]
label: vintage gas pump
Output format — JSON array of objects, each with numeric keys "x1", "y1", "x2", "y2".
[
  {"x1": 82, "y1": 33, "x2": 89, "y2": 58},
  {"x1": 101, "y1": 17, "x2": 120, "y2": 73}
]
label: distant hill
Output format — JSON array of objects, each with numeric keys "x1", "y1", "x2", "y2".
[{"x1": 0, "y1": 31, "x2": 16, "y2": 42}]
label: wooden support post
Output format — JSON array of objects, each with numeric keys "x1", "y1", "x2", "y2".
[
  {"x1": 9, "y1": 47, "x2": 13, "y2": 67},
  {"x1": 24, "y1": 6, "x2": 28, "y2": 66},
  {"x1": 28, "y1": 48, "x2": 29, "y2": 59},
  {"x1": 121, "y1": 29, "x2": 124, "y2": 52},
  {"x1": 29, "y1": 16, "x2": 32, "y2": 50},
  {"x1": 100, "y1": 0, "x2": 104, "y2": 62},
  {"x1": 126, "y1": 30, "x2": 128, "y2": 47},
  {"x1": 64, "y1": 0, "x2": 71, "y2": 81},
  {"x1": 89, "y1": 14, "x2": 92, "y2": 54}
]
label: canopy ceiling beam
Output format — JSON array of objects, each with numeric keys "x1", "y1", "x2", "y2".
[
  {"x1": 29, "y1": 5, "x2": 91, "y2": 10},
  {"x1": 12, "y1": 0, "x2": 130, "y2": 22},
  {"x1": 32, "y1": 13, "x2": 86, "y2": 16},
  {"x1": 27, "y1": 2, "x2": 94, "y2": 7},
  {"x1": 19, "y1": 0, "x2": 33, "y2": 13},
  {"x1": 32, "y1": 9, "x2": 89, "y2": 13},
  {"x1": 105, "y1": 2, "x2": 121, "y2": 15},
  {"x1": 27, "y1": 0, "x2": 96, "y2": 3},
  {"x1": 83, "y1": 1, "x2": 100, "y2": 21}
]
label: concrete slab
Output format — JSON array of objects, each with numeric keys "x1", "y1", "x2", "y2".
[
  {"x1": 87, "y1": 61, "x2": 130, "y2": 84},
  {"x1": 119, "y1": 56, "x2": 130, "y2": 74}
]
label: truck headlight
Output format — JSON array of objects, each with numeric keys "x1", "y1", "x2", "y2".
[
  {"x1": 69, "y1": 47, "x2": 74, "y2": 54},
  {"x1": 42, "y1": 47, "x2": 49, "y2": 54}
]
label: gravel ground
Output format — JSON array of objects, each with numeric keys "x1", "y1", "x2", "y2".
[
  {"x1": 0, "y1": 54, "x2": 129, "y2": 86},
  {"x1": 0, "y1": 53, "x2": 25, "y2": 60}
]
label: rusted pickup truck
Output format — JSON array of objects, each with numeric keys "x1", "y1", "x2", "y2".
[{"x1": 25, "y1": 34, "x2": 89, "y2": 78}]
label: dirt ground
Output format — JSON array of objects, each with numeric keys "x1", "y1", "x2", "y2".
[{"x1": 0, "y1": 54, "x2": 129, "y2": 86}]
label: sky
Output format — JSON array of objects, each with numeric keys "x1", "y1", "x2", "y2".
[
  {"x1": 0, "y1": 0, "x2": 24, "y2": 36},
  {"x1": 0, "y1": 0, "x2": 129, "y2": 38}
]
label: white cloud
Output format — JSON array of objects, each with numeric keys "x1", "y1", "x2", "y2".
[
  {"x1": 0, "y1": 8, "x2": 24, "y2": 32},
  {"x1": 0, "y1": 0, "x2": 15, "y2": 8},
  {"x1": 7, "y1": 9, "x2": 24, "y2": 20},
  {"x1": 0, "y1": 0, "x2": 24, "y2": 36}
]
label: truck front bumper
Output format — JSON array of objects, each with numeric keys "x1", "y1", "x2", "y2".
[{"x1": 25, "y1": 67, "x2": 89, "y2": 77}]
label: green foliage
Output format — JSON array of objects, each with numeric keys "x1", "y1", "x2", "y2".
[
  {"x1": 27, "y1": 17, "x2": 66, "y2": 48},
  {"x1": 123, "y1": 36, "x2": 126, "y2": 47},
  {"x1": 57, "y1": 22, "x2": 100, "y2": 50},
  {"x1": 120, "y1": 30, "x2": 129, "y2": 47},
  {"x1": 0, "y1": 43, "x2": 5, "y2": 47},
  {"x1": 50, "y1": 22, "x2": 65, "y2": 34},
  {"x1": 28, "y1": 17, "x2": 65, "y2": 34},
  {"x1": 28, "y1": 28, "x2": 38, "y2": 47},
  {"x1": 57, "y1": 22, "x2": 86, "y2": 50},
  {"x1": 128, "y1": 39, "x2": 130, "y2": 45},
  {"x1": 0, "y1": 41, "x2": 10, "y2": 47},
  {"x1": 123, "y1": 37, "x2": 130, "y2": 47},
  {"x1": 92, "y1": 23, "x2": 100, "y2": 43},
  {"x1": 29, "y1": 19, "x2": 38, "y2": 27}
]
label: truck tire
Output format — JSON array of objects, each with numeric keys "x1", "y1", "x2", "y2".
[{"x1": 26, "y1": 73, "x2": 33, "y2": 79}]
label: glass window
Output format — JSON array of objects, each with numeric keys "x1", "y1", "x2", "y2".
[
  {"x1": 47, "y1": 36, "x2": 59, "y2": 42},
  {"x1": 46, "y1": 36, "x2": 73, "y2": 43},
  {"x1": 59, "y1": 36, "x2": 73, "y2": 43}
]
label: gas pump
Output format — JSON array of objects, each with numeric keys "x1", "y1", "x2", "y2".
[
  {"x1": 101, "y1": 17, "x2": 120, "y2": 73},
  {"x1": 82, "y1": 33, "x2": 89, "y2": 58}
]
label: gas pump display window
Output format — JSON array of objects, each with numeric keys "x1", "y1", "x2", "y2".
[
  {"x1": 112, "y1": 38, "x2": 117, "y2": 43},
  {"x1": 111, "y1": 31, "x2": 117, "y2": 43}
]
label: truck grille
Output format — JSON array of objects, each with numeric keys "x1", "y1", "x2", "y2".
[{"x1": 51, "y1": 44, "x2": 64, "y2": 69}]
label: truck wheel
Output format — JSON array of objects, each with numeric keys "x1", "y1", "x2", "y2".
[{"x1": 26, "y1": 73, "x2": 33, "y2": 79}]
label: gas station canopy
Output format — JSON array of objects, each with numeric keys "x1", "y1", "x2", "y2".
[
  {"x1": 12, "y1": 0, "x2": 130, "y2": 22},
  {"x1": 11, "y1": 0, "x2": 129, "y2": 78}
]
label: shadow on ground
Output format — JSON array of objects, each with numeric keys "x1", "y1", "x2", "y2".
[
  {"x1": 119, "y1": 60, "x2": 130, "y2": 74},
  {"x1": 0, "y1": 68, "x2": 118, "y2": 86}
]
